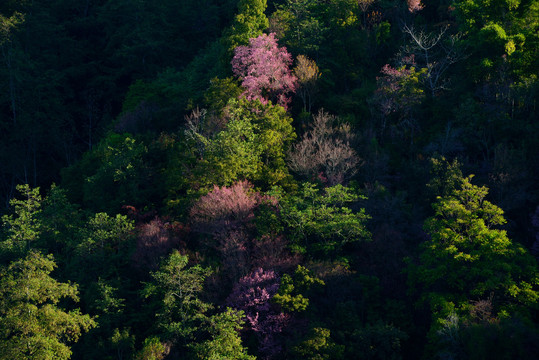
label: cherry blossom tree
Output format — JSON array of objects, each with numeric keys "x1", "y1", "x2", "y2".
[
  {"x1": 232, "y1": 33, "x2": 297, "y2": 109},
  {"x1": 131, "y1": 217, "x2": 187, "y2": 272},
  {"x1": 190, "y1": 181, "x2": 262, "y2": 280},
  {"x1": 407, "y1": 0, "x2": 424, "y2": 13},
  {"x1": 190, "y1": 181, "x2": 259, "y2": 237},
  {"x1": 227, "y1": 268, "x2": 289, "y2": 359}
]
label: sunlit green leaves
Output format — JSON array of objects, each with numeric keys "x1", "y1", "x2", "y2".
[
  {"x1": 280, "y1": 183, "x2": 370, "y2": 257},
  {"x1": 0, "y1": 251, "x2": 95, "y2": 360},
  {"x1": 409, "y1": 176, "x2": 539, "y2": 322}
]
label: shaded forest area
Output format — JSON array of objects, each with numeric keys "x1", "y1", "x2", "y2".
[{"x1": 0, "y1": 0, "x2": 538, "y2": 359}]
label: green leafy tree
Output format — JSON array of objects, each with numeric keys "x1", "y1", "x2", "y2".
[
  {"x1": 271, "y1": 0, "x2": 327, "y2": 56},
  {"x1": 224, "y1": 0, "x2": 268, "y2": 52},
  {"x1": 426, "y1": 156, "x2": 464, "y2": 200},
  {"x1": 204, "y1": 77, "x2": 243, "y2": 114},
  {"x1": 273, "y1": 265, "x2": 324, "y2": 312},
  {"x1": 1, "y1": 184, "x2": 41, "y2": 257},
  {"x1": 38, "y1": 185, "x2": 83, "y2": 257},
  {"x1": 280, "y1": 183, "x2": 371, "y2": 257},
  {"x1": 453, "y1": 0, "x2": 538, "y2": 82},
  {"x1": 184, "y1": 98, "x2": 295, "y2": 189},
  {"x1": 0, "y1": 251, "x2": 96, "y2": 360},
  {"x1": 143, "y1": 251, "x2": 212, "y2": 345},
  {"x1": 73, "y1": 212, "x2": 134, "y2": 282},
  {"x1": 61, "y1": 133, "x2": 153, "y2": 214},
  {"x1": 432, "y1": 302, "x2": 539, "y2": 360},
  {"x1": 135, "y1": 337, "x2": 168, "y2": 360},
  {"x1": 291, "y1": 327, "x2": 344, "y2": 360},
  {"x1": 190, "y1": 308, "x2": 255, "y2": 360},
  {"x1": 408, "y1": 176, "x2": 539, "y2": 321}
]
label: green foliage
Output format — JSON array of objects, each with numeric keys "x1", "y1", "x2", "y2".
[
  {"x1": 454, "y1": 0, "x2": 539, "y2": 80},
  {"x1": 291, "y1": 327, "x2": 345, "y2": 360},
  {"x1": 62, "y1": 133, "x2": 153, "y2": 213},
  {"x1": 135, "y1": 337, "x2": 167, "y2": 360},
  {"x1": 273, "y1": 0, "x2": 328, "y2": 56},
  {"x1": 431, "y1": 309, "x2": 539, "y2": 360},
  {"x1": 346, "y1": 322, "x2": 408, "y2": 360},
  {"x1": 1, "y1": 0, "x2": 539, "y2": 358},
  {"x1": 190, "y1": 308, "x2": 255, "y2": 360},
  {"x1": 0, "y1": 251, "x2": 96, "y2": 360},
  {"x1": 224, "y1": 0, "x2": 268, "y2": 52},
  {"x1": 39, "y1": 185, "x2": 83, "y2": 255},
  {"x1": 184, "y1": 98, "x2": 296, "y2": 189},
  {"x1": 110, "y1": 328, "x2": 135, "y2": 360},
  {"x1": 280, "y1": 183, "x2": 371, "y2": 257},
  {"x1": 409, "y1": 176, "x2": 539, "y2": 321},
  {"x1": 71, "y1": 212, "x2": 134, "y2": 284},
  {"x1": 426, "y1": 156, "x2": 464, "y2": 200},
  {"x1": 143, "y1": 251, "x2": 213, "y2": 342},
  {"x1": 273, "y1": 265, "x2": 324, "y2": 312},
  {"x1": 1, "y1": 184, "x2": 42, "y2": 257},
  {"x1": 121, "y1": 79, "x2": 161, "y2": 113},
  {"x1": 0, "y1": 11, "x2": 24, "y2": 45},
  {"x1": 204, "y1": 77, "x2": 243, "y2": 114}
]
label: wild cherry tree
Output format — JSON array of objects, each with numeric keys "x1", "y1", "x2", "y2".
[
  {"x1": 232, "y1": 33, "x2": 297, "y2": 108},
  {"x1": 190, "y1": 181, "x2": 293, "y2": 280},
  {"x1": 190, "y1": 181, "x2": 259, "y2": 237},
  {"x1": 227, "y1": 268, "x2": 289, "y2": 358},
  {"x1": 190, "y1": 181, "x2": 260, "y2": 280}
]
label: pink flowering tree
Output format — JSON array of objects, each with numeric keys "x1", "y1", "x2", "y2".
[
  {"x1": 232, "y1": 33, "x2": 297, "y2": 109},
  {"x1": 131, "y1": 217, "x2": 186, "y2": 272},
  {"x1": 190, "y1": 181, "x2": 260, "y2": 279},
  {"x1": 227, "y1": 268, "x2": 289, "y2": 359},
  {"x1": 190, "y1": 180, "x2": 259, "y2": 237}
]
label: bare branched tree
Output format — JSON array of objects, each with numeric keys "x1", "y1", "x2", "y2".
[
  {"x1": 402, "y1": 24, "x2": 466, "y2": 96},
  {"x1": 288, "y1": 110, "x2": 362, "y2": 185}
]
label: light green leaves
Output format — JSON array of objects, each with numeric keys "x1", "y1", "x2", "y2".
[{"x1": 0, "y1": 251, "x2": 96, "y2": 360}]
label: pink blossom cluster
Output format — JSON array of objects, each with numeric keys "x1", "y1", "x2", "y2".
[
  {"x1": 190, "y1": 180, "x2": 258, "y2": 236},
  {"x1": 131, "y1": 216, "x2": 186, "y2": 271},
  {"x1": 227, "y1": 268, "x2": 289, "y2": 358},
  {"x1": 232, "y1": 33, "x2": 297, "y2": 109},
  {"x1": 407, "y1": 0, "x2": 424, "y2": 13}
]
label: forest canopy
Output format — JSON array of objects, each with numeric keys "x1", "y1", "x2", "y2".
[{"x1": 0, "y1": 0, "x2": 538, "y2": 359}]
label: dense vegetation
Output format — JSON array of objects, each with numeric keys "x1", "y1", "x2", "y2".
[{"x1": 1, "y1": 0, "x2": 538, "y2": 359}]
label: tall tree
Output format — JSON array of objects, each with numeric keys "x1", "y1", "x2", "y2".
[
  {"x1": 1, "y1": 184, "x2": 42, "y2": 259},
  {"x1": 0, "y1": 251, "x2": 95, "y2": 360},
  {"x1": 143, "y1": 251, "x2": 212, "y2": 346},
  {"x1": 408, "y1": 176, "x2": 539, "y2": 322}
]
